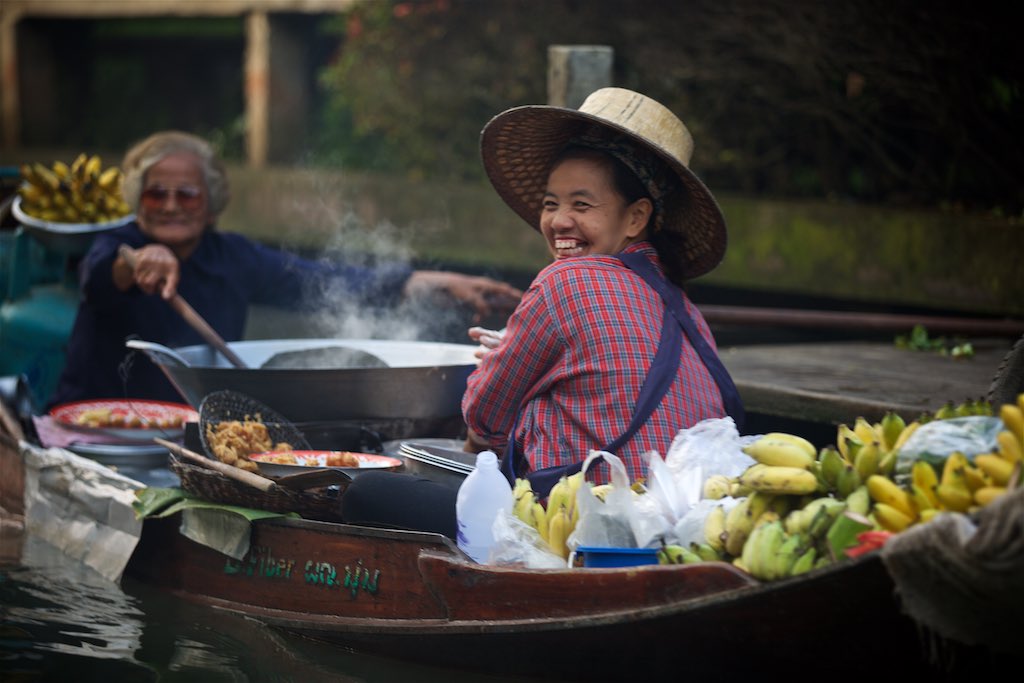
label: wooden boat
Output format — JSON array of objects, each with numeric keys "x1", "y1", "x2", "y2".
[
  {"x1": 2, "y1": 405, "x2": 1009, "y2": 680},
  {"x1": 124, "y1": 512, "x2": 944, "y2": 680}
]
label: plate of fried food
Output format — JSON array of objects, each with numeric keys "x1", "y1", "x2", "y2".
[
  {"x1": 249, "y1": 450, "x2": 403, "y2": 478},
  {"x1": 49, "y1": 399, "x2": 198, "y2": 441}
]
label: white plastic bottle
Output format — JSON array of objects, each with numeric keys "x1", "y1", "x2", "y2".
[{"x1": 455, "y1": 450, "x2": 513, "y2": 563}]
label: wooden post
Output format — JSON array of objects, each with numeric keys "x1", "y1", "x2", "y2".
[
  {"x1": 245, "y1": 10, "x2": 269, "y2": 168},
  {"x1": 547, "y1": 45, "x2": 613, "y2": 108},
  {"x1": 0, "y1": 8, "x2": 22, "y2": 151}
]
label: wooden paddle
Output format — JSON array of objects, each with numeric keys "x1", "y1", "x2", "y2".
[{"x1": 118, "y1": 245, "x2": 248, "y2": 369}]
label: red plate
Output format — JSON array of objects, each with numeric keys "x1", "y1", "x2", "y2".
[
  {"x1": 250, "y1": 450, "x2": 403, "y2": 477},
  {"x1": 49, "y1": 399, "x2": 199, "y2": 442}
]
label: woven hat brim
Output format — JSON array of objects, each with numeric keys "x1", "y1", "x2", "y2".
[{"x1": 480, "y1": 105, "x2": 727, "y2": 280}]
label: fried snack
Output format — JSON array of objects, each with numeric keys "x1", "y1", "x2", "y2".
[
  {"x1": 205, "y1": 414, "x2": 292, "y2": 472},
  {"x1": 76, "y1": 408, "x2": 112, "y2": 427},
  {"x1": 265, "y1": 452, "x2": 299, "y2": 465},
  {"x1": 326, "y1": 451, "x2": 360, "y2": 467}
]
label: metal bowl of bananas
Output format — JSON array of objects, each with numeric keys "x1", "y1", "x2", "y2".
[{"x1": 13, "y1": 155, "x2": 135, "y2": 255}]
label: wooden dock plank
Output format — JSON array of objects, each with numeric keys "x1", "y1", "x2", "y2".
[{"x1": 721, "y1": 339, "x2": 1012, "y2": 426}]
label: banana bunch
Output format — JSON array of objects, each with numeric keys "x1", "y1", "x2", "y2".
[
  {"x1": 860, "y1": 392, "x2": 1023, "y2": 531},
  {"x1": 512, "y1": 472, "x2": 585, "y2": 560},
  {"x1": 18, "y1": 154, "x2": 131, "y2": 224},
  {"x1": 737, "y1": 432, "x2": 820, "y2": 496},
  {"x1": 735, "y1": 520, "x2": 817, "y2": 581}
]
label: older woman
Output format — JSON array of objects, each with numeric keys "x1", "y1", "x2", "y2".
[
  {"x1": 49, "y1": 131, "x2": 521, "y2": 406},
  {"x1": 461, "y1": 88, "x2": 744, "y2": 491}
]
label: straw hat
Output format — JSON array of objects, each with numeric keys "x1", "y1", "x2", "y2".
[{"x1": 480, "y1": 87, "x2": 726, "y2": 280}]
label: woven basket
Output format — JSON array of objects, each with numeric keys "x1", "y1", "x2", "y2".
[{"x1": 169, "y1": 452, "x2": 348, "y2": 522}]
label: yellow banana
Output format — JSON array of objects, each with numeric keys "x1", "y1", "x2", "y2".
[
  {"x1": 545, "y1": 477, "x2": 571, "y2": 526},
  {"x1": 52, "y1": 160, "x2": 71, "y2": 180},
  {"x1": 892, "y1": 421, "x2": 921, "y2": 452},
  {"x1": 836, "y1": 424, "x2": 863, "y2": 462},
  {"x1": 589, "y1": 484, "x2": 613, "y2": 502},
  {"x1": 546, "y1": 505, "x2": 571, "y2": 559},
  {"x1": 514, "y1": 489, "x2": 536, "y2": 525},
  {"x1": 911, "y1": 460, "x2": 939, "y2": 493},
  {"x1": 759, "y1": 432, "x2": 817, "y2": 458},
  {"x1": 738, "y1": 464, "x2": 819, "y2": 495},
  {"x1": 532, "y1": 502, "x2": 549, "y2": 542},
  {"x1": 83, "y1": 154, "x2": 102, "y2": 180},
  {"x1": 1000, "y1": 404, "x2": 1024, "y2": 444},
  {"x1": 704, "y1": 504, "x2": 726, "y2": 552},
  {"x1": 996, "y1": 430, "x2": 1022, "y2": 464},
  {"x1": 919, "y1": 508, "x2": 941, "y2": 523},
  {"x1": 910, "y1": 484, "x2": 937, "y2": 514},
  {"x1": 742, "y1": 437, "x2": 815, "y2": 469},
  {"x1": 873, "y1": 502, "x2": 915, "y2": 532},
  {"x1": 866, "y1": 474, "x2": 916, "y2": 519},
  {"x1": 941, "y1": 452, "x2": 969, "y2": 488},
  {"x1": 70, "y1": 152, "x2": 88, "y2": 179},
  {"x1": 961, "y1": 460, "x2": 991, "y2": 492},
  {"x1": 702, "y1": 474, "x2": 732, "y2": 500},
  {"x1": 974, "y1": 454, "x2": 1014, "y2": 487},
  {"x1": 32, "y1": 162, "x2": 60, "y2": 191},
  {"x1": 973, "y1": 486, "x2": 1007, "y2": 507},
  {"x1": 935, "y1": 480, "x2": 972, "y2": 513},
  {"x1": 853, "y1": 417, "x2": 881, "y2": 446},
  {"x1": 724, "y1": 493, "x2": 773, "y2": 557},
  {"x1": 97, "y1": 166, "x2": 121, "y2": 191},
  {"x1": 854, "y1": 440, "x2": 881, "y2": 480}
]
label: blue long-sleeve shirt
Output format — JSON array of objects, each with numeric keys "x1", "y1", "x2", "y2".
[{"x1": 49, "y1": 222, "x2": 412, "y2": 406}]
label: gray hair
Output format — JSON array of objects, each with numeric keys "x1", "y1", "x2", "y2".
[{"x1": 121, "y1": 131, "x2": 230, "y2": 218}]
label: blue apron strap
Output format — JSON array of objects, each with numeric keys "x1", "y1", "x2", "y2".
[{"x1": 617, "y1": 253, "x2": 745, "y2": 431}]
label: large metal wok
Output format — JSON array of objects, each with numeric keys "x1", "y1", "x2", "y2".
[{"x1": 128, "y1": 338, "x2": 479, "y2": 440}]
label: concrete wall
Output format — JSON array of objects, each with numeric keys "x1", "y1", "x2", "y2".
[{"x1": 219, "y1": 165, "x2": 1024, "y2": 318}]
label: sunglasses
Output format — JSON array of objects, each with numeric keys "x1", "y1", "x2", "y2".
[{"x1": 140, "y1": 185, "x2": 204, "y2": 210}]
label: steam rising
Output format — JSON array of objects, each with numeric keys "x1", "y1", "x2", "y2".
[{"x1": 271, "y1": 179, "x2": 477, "y2": 344}]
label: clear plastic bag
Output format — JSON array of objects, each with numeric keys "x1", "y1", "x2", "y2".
[
  {"x1": 488, "y1": 509, "x2": 566, "y2": 568},
  {"x1": 664, "y1": 416, "x2": 757, "y2": 481},
  {"x1": 894, "y1": 416, "x2": 1004, "y2": 481}
]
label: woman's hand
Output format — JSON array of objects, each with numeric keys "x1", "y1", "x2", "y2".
[
  {"x1": 114, "y1": 244, "x2": 180, "y2": 300},
  {"x1": 468, "y1": 326, "x2": 506, "y2": 360},
  {"x1": 404, "y1": 271, "x2": 522, "y2": 323}
]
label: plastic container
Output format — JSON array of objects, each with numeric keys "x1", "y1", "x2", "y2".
[
  {"x1": 575, "y1": 546, "x2": 660, "y2": 568},
  {"x1": 455, "y1": 450, "x2": 513, "y2": 563}
]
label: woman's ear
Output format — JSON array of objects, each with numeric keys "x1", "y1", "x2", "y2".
[{"x1": 626, "y1": 198, "x2": 653, "y2": 238}]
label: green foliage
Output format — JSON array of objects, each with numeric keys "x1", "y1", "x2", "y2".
[
  {"x1": 895, "y1": 325, "x2": 974, "y2": 358},
  {"x1": 312, "y1": 0, "x2": 1023, "y2": 213}
]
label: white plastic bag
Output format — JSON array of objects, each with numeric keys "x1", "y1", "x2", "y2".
[
  {"x1": 568, "y1": 451, "x2": 642, "y2": 550},
  {"x1": 664, "y1": 417, "x2": 757, "y2": 481}
]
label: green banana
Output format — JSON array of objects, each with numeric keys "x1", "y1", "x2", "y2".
[
  {"x1": 659, "y1": 544, "x2": 701, "y2": 565},
  {"x1": 817, "y1": 446, "x2": 845, "y2": 490},
  {"x1": 836, "y1": 464, "x2": 862, "y2": 499},
  {"x1": 844, "y1": 485, "x2": 871, "y2": 517},
  {"x1": 879, "y1": 411, "x2": 907, "y2": 451},
  {"x1": 789, "y1": 547, "x2": 817, "y2": 576}
]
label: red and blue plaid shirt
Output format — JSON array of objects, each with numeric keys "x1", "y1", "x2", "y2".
[{"x1": 462, "y1": 241, "x2": 727, "y2": 483}]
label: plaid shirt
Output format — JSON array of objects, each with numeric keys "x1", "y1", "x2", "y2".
[{"x1": 462, "y1": 242, "x2": 727, "y2": 482}]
